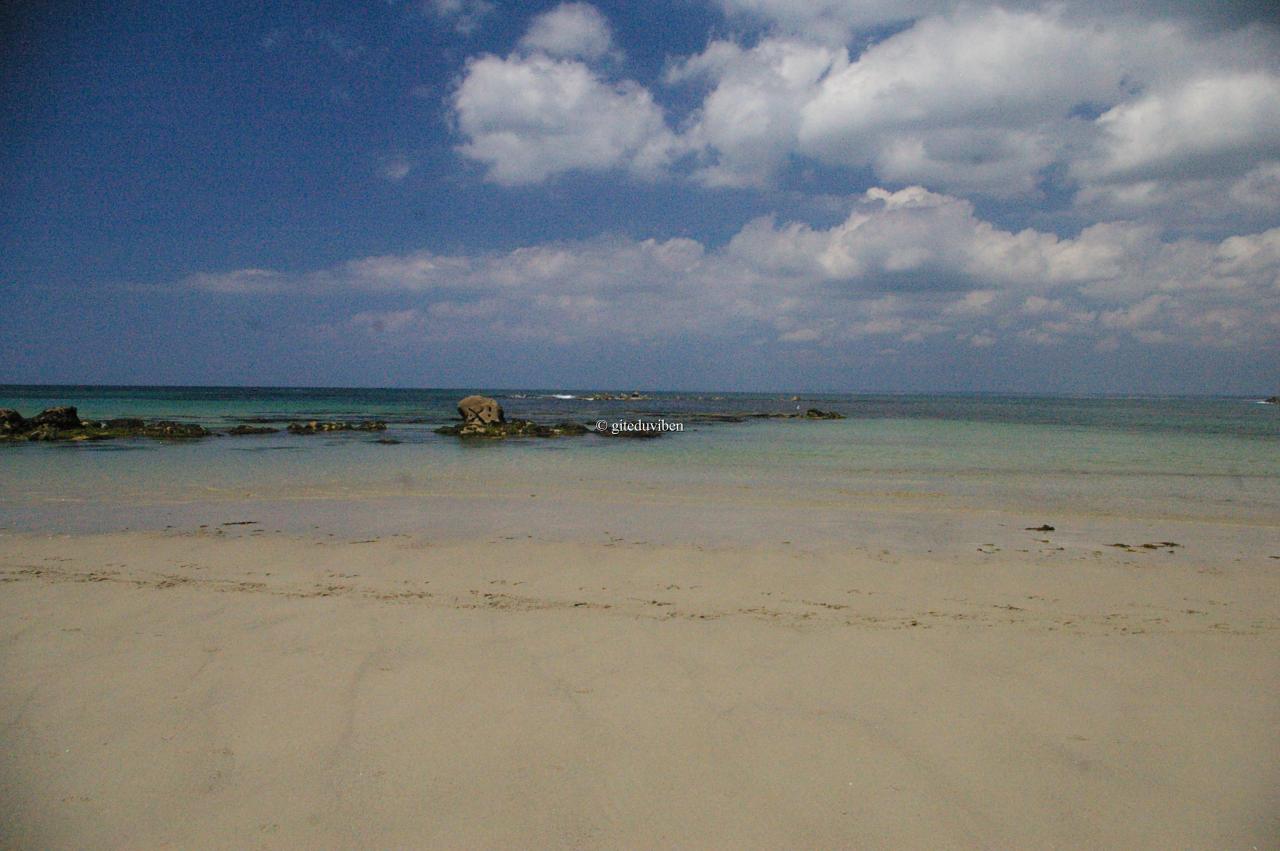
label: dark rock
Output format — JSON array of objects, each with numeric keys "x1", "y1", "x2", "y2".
[
  {"x1": 140, "y1": 421, "x2": 210, "y2": 439},
  {"x1": 1265, "y1": 396, "x2": 1279, "y2": 405},
  {"x1": 288, "y1": 422, "x2": 386, "y2": 435},
  {"x1": 226, "y1": 425, "x2": 279, "y2": 435},
  {"x1": 803, "y1": 408, "x2": 845, "y2": 419},
  {"x1": 101, "y1": 418, "x2": 145, "y2": 431},
  {"x1": 24, "y1": 423, "x2": 63, "y2": 441},
  {"x1": 374, "y1": 437, "x2": 402, "y2": 444},
  {"x1": 1025, "y1": 524, "x2": 1055, "y2": 532},
  {"x1": 457, "y1": 395, "x2": 504, "y2": 425},
  {"x1": 0, "y1": 409, "x2": 27, "y2": 434},
  {"x1": 583, "y1": 392, "x2": 651, "y2": 401},
  {"x1": 0, "y1": 410, "x2": 214, "y2": 442},
  {"x1": 287, "y1": 421, "x2": 387, "y2": 434},
  {"x1": 435, "y1": 419, "x2": 588, "y2": 439},
  {"x1": 31, "y1": 406, "x2": 82, "y2": 429},
  {"x1": 689, "y1": 413, "x2": 747, "y2": 423}
]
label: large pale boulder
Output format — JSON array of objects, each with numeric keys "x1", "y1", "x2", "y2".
[{"x1": 457, "y1": 395, "x2": 504, "y2": 425}]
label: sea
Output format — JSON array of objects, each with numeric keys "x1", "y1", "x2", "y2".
[{"x1": 1, "y1": 385, "x2": 1277, "y2": 538}]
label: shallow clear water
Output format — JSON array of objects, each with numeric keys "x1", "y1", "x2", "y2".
[{"x1": 2, "y1": 386, "x2": 1277, "y2": 530}]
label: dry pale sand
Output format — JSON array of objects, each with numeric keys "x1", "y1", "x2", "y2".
[{"x1": 1, "y1": 518, "x2": 1278, "y2": 849}]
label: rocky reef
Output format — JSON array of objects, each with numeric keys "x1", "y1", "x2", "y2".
[
  {"x1": 0, "y1": 407, "x2": 210, "y2": 441},
  {"x1": 1264, "y1": 396, "x2": 1279, "y2": 405},
  {"x1": 286, "y1": 421, "x2": 387, "y2": 434},
  {"x1": 226, "y1": 425, "x2": 279, "y2": 435},
  {"x1": 435, "y1": 420, "x2": 590, "y2": 438},
  {"x1": 0, "y1": 396, "x2": 847, "y2": 446},
  {"x1": 684, "y1": 408, "x2": 846, "y2": 423},
  {"x1": 582, "y1": 391, "x2": 651, "y2": 401},
  {"x1": 435, "y1": 394, "x2": 589, "y2": 439}
]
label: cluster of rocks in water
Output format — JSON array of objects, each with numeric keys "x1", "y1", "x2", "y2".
[
  {"x1": 1265, "y1": 396, "x2": 1279, "y2": 405},
  {"x1": 582, "y1": 391, "x2": 650, "y2": 401},
  {"x1": 0, "y1": 406, "x2": 211, "y2": 442},
  {"x1": 286, "y1": 420, "x2": 387, "y2": 434},
  {"x1": 432, "y1": 394, "x2": 844, "y2": 440},
  {"x1": 1, "y1": 396, "x2": 847, "y2": 444},
  {"x1": 434, "y1": 395, "x2": 590, "y2": 438},
  {"x1": 0, "y1": 406, "x2": 388, "y2": 443}
]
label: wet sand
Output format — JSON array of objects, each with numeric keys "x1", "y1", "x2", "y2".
[{"x1": 1, "y1": 514, "x2": 1277, "y2": 849}]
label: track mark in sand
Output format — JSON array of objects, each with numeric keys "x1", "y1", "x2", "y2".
[
  {"x1": 3, "y1": 563, "x2": 1276, "y2": 636},
  {"x1": 463, "y1": 589, "x2": 613, "y2": 613}
]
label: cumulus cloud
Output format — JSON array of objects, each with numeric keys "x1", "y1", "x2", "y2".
[
  {"x1": 1083, "y1": 73, "x2": 1280, "y2": 182},
  {"x1": 447, "y1": 2, "x2": 1280, "y2": 226},
  {"x1": 519, "y1": 3, "x2": 614, "y2": 60},
  {"x1": 1071, "y1": 72, "x2": 1280, "y2": 223},
  {"x1": 667, "y1": 38, "x2": 843, "y2": 187},
  {"x1": 671, "y1": 7, "x2": 1280, "y2": 201},
  {"x1": 184, "y1": 187, "x2": 1280, "y2": 353},
  {"x1": 452, "y1": 52, "x2": 677, "y2": 184},
  {"x1": 450, "y1": 3, "x2": 678, "y2": 184},
  {"x1": 714, "y1": 0, "x2": 1280, "y2": 42}
]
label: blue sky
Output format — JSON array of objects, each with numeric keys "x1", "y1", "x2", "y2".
[{"x1": 2, "y1": 0, "x2": 1278, "y2": 392}]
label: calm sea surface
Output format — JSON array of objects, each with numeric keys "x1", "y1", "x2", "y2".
[{"x1": 2, "y1": 386, "x2": 1277, "y2": 532}]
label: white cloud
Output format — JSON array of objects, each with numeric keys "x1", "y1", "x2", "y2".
[
  {"x1": 668, "y1": 38, "x2": 843, "y2": 187},
  {"x1": 447, "y1": 3, "x2": 1279, "y2": 223},
  {"x1": 452, "y1": 52, "x2": 676, "y2": 184},
  {"x1": 519, "y1": 3, "x2": 614, "y2": 60},
  {"x1": 185, "y1": 187, "x2": 1280, "y2": 353},
  {"x1": 379, "y1": 156, "x2": 413, "y2": 181},
  {"x1": 1084, "y1": 73, "x2": 1280, "y2": 182},
  {"x1": 671, "y1": 7, "x2": 1280, "y2": 198},
  {"x1": 713, "y1": 0, "x2": 950, "y2": 43},
  {"x1": 426, "y1": 0, "x2": 494, "y2": 35},
  {"x1": 714, "y1": 0, "x2": 1280, "y2": 43},
  {"x1": 1070, "y1": 72, "x2": 1280, "y2": 224}
]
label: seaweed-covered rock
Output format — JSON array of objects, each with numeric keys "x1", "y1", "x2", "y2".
[
  {"x1": 24, "y1": 423, "x2": 63, "y2": 441},
  {"x1": 0, "y1": 409, "x2": 26, "y2": 434},
  {"x1": 226, "y1": 425, "x2": 279, "y2": 435},
  {"x1": 287, "y1": 420, "x2": 387, "y2": 434},
  {"x1": 436, "y1": 419, "x2": 588, "y2": 438},
  {"x1": 457, "y1": 395, "x2": 504, "y2": 425},
  {"x1": 0, "y1": 408, "x2": 214, "y2": 442},
  {"x1": 140, "y1": 421, "x2": 210, "y2": 439},
  {"x1": 100, "y1": 418, "x2": 145, "y2": 431},
  {"x1": 803, "y1": 408, "x2": 845, "y2": 419},
  {"x1": 31, "y1": 406, "x2": 82, "y2": 429}
]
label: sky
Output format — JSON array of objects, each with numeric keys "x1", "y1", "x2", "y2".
[{"x1": 1, "y1": 0, "x2": 1278, "y2": 393}]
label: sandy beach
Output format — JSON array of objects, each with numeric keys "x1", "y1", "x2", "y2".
[{"x1": 2, "y1": 501, "x2": 1276, "y2": 849}]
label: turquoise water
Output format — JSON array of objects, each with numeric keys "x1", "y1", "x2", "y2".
[{"x1": 1, "y1": 386, "x2": 1277, "y2": 531}]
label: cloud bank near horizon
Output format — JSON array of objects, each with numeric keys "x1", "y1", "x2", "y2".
[{"x1": 183, "y1": 186, "x2": 1280, "y2": 360}]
